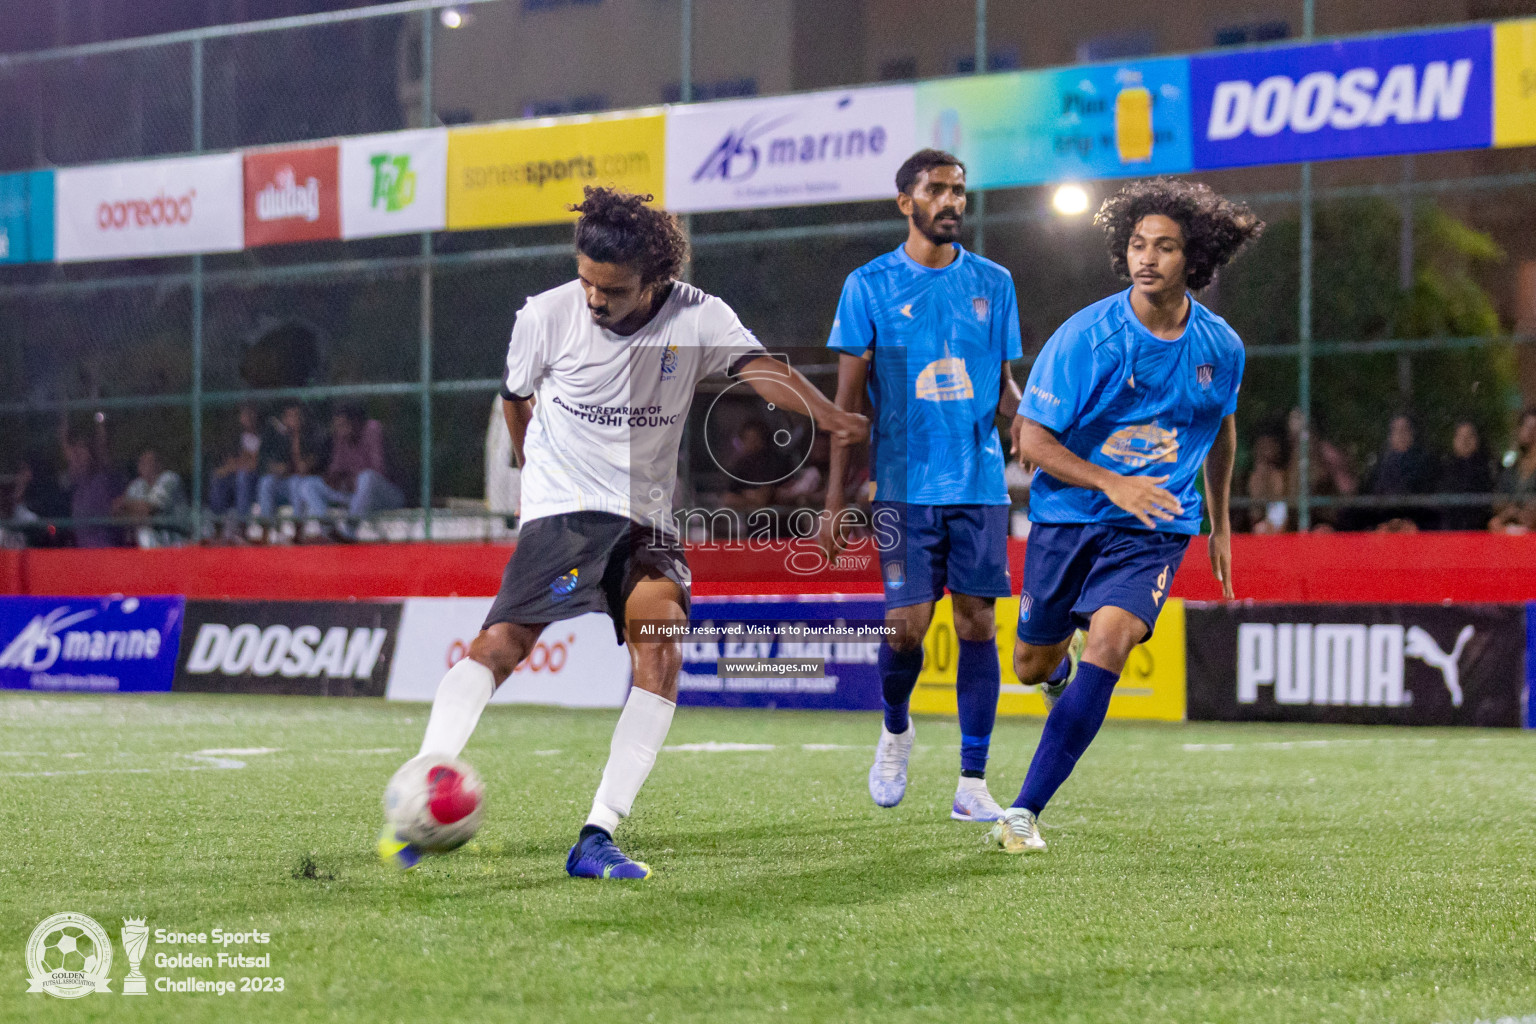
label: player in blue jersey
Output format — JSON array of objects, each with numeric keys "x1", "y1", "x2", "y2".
[
  {"x1": 823, "y1": 149, "x2": 1024, "y2": 822},
  {"x1": 988, "y1": 179, "x2": 1263, "y2": 854}
]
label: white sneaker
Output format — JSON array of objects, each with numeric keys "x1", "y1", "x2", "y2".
[
  {"x1": 868, "y1": 722, "x2": 915, "y2": 808},
  {"x1": 950, "y1": 777, "x2": 1005, "y2": 821},
  {"x1": 987, "y1": 807, "x2": 1047, "y2": 854},
  {"x1": 1041, "y1": 629, "x2": 1087, "y2": 711}
]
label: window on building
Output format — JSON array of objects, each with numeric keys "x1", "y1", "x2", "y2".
[
  {"x1": 662, "y1": 78, "x2": 759, "y2": 103},
  {"x1": 1075, "y1": 30, "x2": 1155, "y2": 63},
  {"x1": 523, "y1": 95, "x2": 610, "y2": 118},
  {"x1": 1213, "y1": 20, "x2": 1290, "y2": 46},
  {"x1": 951, "y1": 46, "x2": 1021, "y2": 75}
]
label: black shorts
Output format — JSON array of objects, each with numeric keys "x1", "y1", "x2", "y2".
[{"x1": 482, "y1": 511, "x2": 691, "y2": 643}]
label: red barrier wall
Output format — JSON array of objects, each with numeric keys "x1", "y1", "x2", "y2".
[{"x1": 5, "y1": 532, "x2": 1535, "y2": 603}]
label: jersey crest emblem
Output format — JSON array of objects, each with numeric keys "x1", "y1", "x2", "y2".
[
  {"x1": 1196, "y1": 363, "x2": 1214, "y2": 387},
  {"x1": 550, "y1": 568, "x2": 580, "y2": 600},
  {"x1": 915, "y1": 356, "x2": 974, "y2": 402},
  {"x1": 659, "y1": 342, "x2": 679, "y2": 382},
  {"x1": 972, "y1": 297, "x2": 989, "y2": 320},
  {"x1": 1101, "y1": 423, "x2": 1180, "y2": 468}
]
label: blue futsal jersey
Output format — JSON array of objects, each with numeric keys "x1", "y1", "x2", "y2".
[
  {"x1": 1019, "y1": 289, "x2": 1244, "y2": 535},
  {"x1": 827, "y1": 244, "x2": 1023, "y2": 505}
]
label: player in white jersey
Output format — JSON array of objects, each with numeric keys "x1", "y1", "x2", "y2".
[{"x1": 380, "y1": 187, "x2": 867, "y2": 879}]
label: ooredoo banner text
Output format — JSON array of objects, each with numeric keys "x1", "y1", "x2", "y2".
[
  {"x1": 386, "y1": 598, "x2": 630, "y2": 708},
  {"x1": 54, "y1": 154, "x2": 244, "y2": 262}
]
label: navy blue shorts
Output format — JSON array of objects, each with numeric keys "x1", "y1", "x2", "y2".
[
  {"x1": 874, "y1": 501, "x2": 1012, "y2": 610},
  {"x1": 1016, "y1": 522, "x2": 1190, "y2": 646}
]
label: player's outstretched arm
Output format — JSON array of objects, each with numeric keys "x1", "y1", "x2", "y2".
[
  {"x1": 819, "y1": 354, "x2": 870, "y2": 559},
  {"x1": 735, "y1": 355, "x2": 869, "y2": 448},
  {"x1": 1202, "y1": 413, "x2": 1237, "y2": 600},
  {"x1": 1012, "y1": 416, "x2": 1183, "y2": 529},
  {"x1": 502, "y1": 396, "x2": 535, "y2": 468}
]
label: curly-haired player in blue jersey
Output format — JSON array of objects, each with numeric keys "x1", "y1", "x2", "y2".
[
  {"x1": 823, "y1": 149, "x2": 1025, "y2": 822},
  {"x1": 989, "y1": 179, "x2": 1263, "y2": 854}
]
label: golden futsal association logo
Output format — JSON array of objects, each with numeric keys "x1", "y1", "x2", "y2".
[{"x1": 25, "y1": 912, "x2": 114, "y2": 999}]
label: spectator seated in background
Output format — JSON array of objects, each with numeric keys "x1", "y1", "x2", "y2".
[
  {"x1": 720, "y1": 419, "x2": 794, "y2": 511},
  {"x1": 1438, "y1": 420, "x2": 1494, "y2": 531},
  {"x1": 1286, "y1": 407, "x2": 1357, "y2": 532},
  {"x1": 1246, "y1": 432, "x2": 1289, "y2": 533},
  {"x1": 774, "y1": 432, "x2": 830, "y2": 508},
  {"x1": 208, "y1": 403, "x2": 262, "y2": 541},
  {"x1": 1364, "y1": 413, "x2": 1436, "y2": 533},
  {"x1": 61, "y1": 414, "x2": 124, "y2": 548},
  {"x1": 1490, "y1": 407, "x2": 1536, "y2": 534},
  {"x1": 255, "y1": 402, "x2": 326, "y2": 543},
  {"x1": 114, "y1": 449, "x2": 189, "y2": 549},
  {"x1": 295, "y1": 403, "x2": 403, "y2": 541},
  {"x1": 1, "y1": 454, "x2": 69, "y2": 549},
  {"x1": 1003, "y1": 457, "x2": 1033, "y2": 510}
]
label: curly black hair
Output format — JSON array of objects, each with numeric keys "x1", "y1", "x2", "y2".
[
  {"x1": 569, "y1": 186, "x2": 689, "y2": 284},
  {"x1": 1095, "y1": 178, "x2": 1264, "y2": 290}
]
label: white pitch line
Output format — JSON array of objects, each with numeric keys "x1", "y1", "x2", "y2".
[
  {"x1": 1184, "y1": 737, "x2": 1441, "y2": 752},
  {"x1": 664, "y1": 742, "x2": 776, "y2": 752},
  {"x1": 194, "y1": 747, "x2": 280, "y2": 756},
  {"x1": 2, "y1": 763, "x2": 244, "y2": 778}
]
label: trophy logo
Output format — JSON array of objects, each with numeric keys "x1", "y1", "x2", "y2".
[
  {"x1": 120, "y1": 918, "x2": 149, "y2": 995},
  {"x1": 24, "y1": 912, "x2": 114, "y2": 998}
]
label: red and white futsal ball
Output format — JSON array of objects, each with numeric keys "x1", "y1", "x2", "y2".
[{"x1": 384, "y1": 756, "x2": 485, "y2": 852}]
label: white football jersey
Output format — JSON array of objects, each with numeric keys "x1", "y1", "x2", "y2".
[{"x1": 504, "y1": 279, "x2": 766, "y2": 529}]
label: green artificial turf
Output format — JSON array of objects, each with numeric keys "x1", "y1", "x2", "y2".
[{"x1": 0, "y1": 691, "x2": 1533, "y2": 1023}]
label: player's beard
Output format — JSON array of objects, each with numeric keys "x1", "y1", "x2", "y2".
[{"x1": 913, "y1": 205, "x2": 962, "y2": 245}]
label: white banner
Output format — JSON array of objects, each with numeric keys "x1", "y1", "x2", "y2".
[
  {"x1": 53, "y1": 154, "x2": 243, "y2": 262},
  {"x1": 665, "y1": 85, "x2": 916, "y2": 212},
  {"x1": 386, "y1": 598, "x2": 630, "y2": 708},
  {"x1": 339, "y1": 128, "x2": 448, "y2": 239}
]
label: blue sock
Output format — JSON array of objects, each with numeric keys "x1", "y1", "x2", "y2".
[
  {"x1": 1014, "y1": 661, "x2": 1119, "y2": 815},
  {"x1": 956, "y1": 638, "x2": 1000, "y2": 776},
  {"x1": 1046, "y1": 654, "x2": 1073, "y2": 684},
  {"x1": 878, "y1": 643, "x2": 924, "y2": 734}
]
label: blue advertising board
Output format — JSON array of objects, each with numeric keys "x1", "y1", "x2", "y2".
[
  {"x1": 0, "y1": 170, "x2": 55, "y2": 264},
  {"x1": 1191, "y1": 26, "x2": 1493, "y2": 169},
  {"x1": 678, "y1": 597, "x2": 885, "y2": 711},
  {"x1": 0, "y1": 596, "x2": 184, "y2": 692},
  {"x1": 916, "y1": 56, "x2": 1193, "y2": 188},
  {"x1": 1527, "y1": 603, "x2": 1535, "y2": 729}
]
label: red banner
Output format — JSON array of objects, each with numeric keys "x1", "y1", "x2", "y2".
[{"x1": 243, "y1": 144, "x2": 340, "y2": 247}]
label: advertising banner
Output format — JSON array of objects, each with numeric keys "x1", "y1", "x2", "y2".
[
  {"x1": 174, "y1": 600, "x2": 401, "y2": 697},
  {"x1": 0, "y1": 596, "x2": 183, "y2": 692},
  {"x1": 1494, "y1": 18, "x2": 1536, "y2": 148},
  {"x1": 911, "y1": 597, "x2": 1187, "y2": 720},
  {"x1": 1191, "y1": 26, "x2": 1493, "y2": 169},
  {"x1": 1528, "y1": 602, "x2": 1535, "y2": 729},
  {"x1": 1186, "y1": 603, "x2": 1525, "y2": 727},
  {"x1": 448, "y1": 110, "x2": 665, "y2": 229},
  {"x1": 386, "y1": 598, "x2": 630, "y2": 708},
  {"x1": 0, "y1": 170, "x2": 54, "y2": 264},
  {"x1": 915, "y1": 57, "x2": 1193, "y2": 190},
  {"x1": 665, "y1": 85, "x2": 915, "y2": 213},
  {"x1": 678, "y1": 597, "x2": 885, "y2": 710},
  {"x1": 54, "y1": 153, "x2": 243, "y2": 262},
  {"x1": 243, "y1": 143, "x2": 340, "y2": 247},
  {"x1": 339, "y1": 127, "x2": 448, "y2": 239}
]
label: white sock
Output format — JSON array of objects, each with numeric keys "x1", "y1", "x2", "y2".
[
  {"x1": 586, "y1": 687, "x2": 676, "y2": 835},
  {"x1": 417, "y1": 658, "x2": 496, "y2": 759}
]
